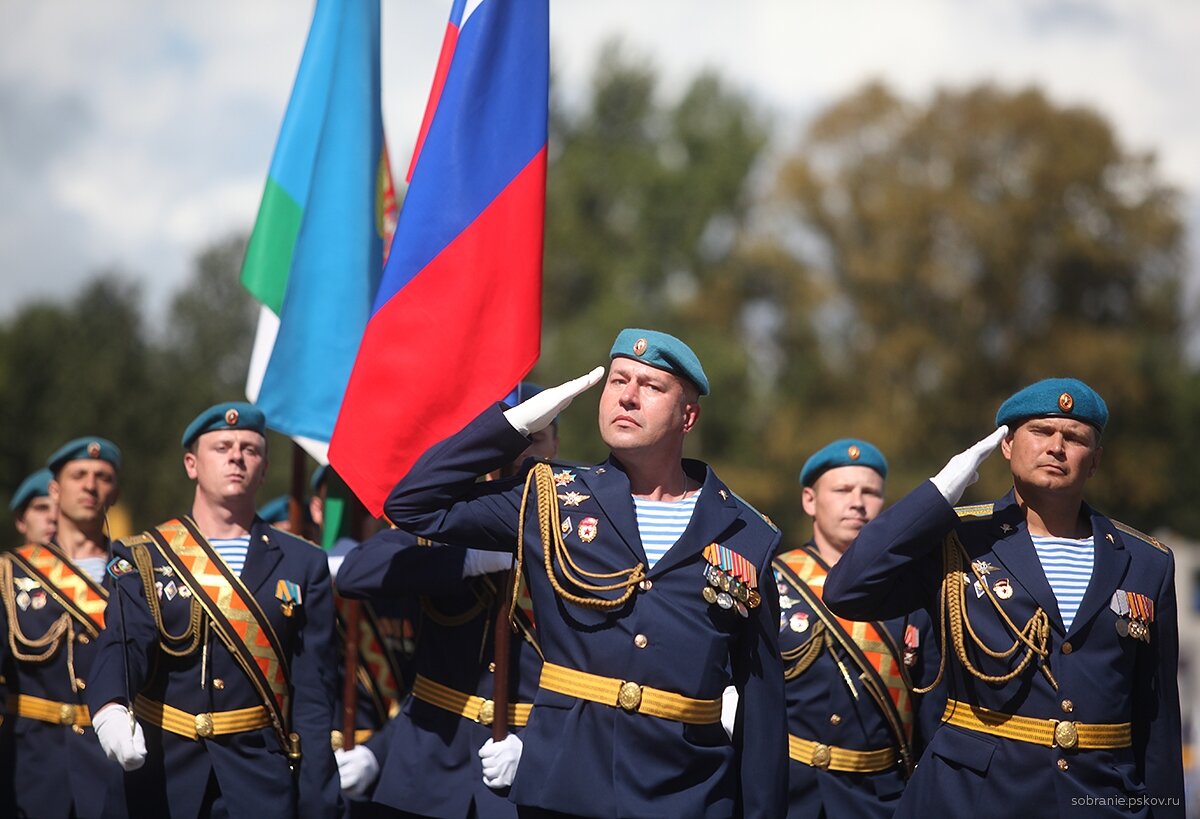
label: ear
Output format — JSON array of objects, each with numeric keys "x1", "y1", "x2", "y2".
[
  {"x1": 1088, "y1": 446, "x2": 1103, "y2": 478},
  {"x1": 48, "y1": 479, "x2": 61, "y2": 504},
  {"x1": 1000, "y1": 432, "x2": 1014, "y2": 461},
  {"x1": 801, "y1": 486, "x2": 817, "y2": 517},
  {"x1": 681, "y1": 401, "x2": 701, "y2": 435},
  {"x1": 183, "y1": 451, "x2": 198, "y2": 480}
]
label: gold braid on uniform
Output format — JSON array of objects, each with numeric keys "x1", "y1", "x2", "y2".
[
  {"x1": 781, "y1": 620, "x2": 827, "y2": 680},
  {"x1": 0, "y1": 556, "x2": 82, "y2": 688},
  {"x1": 916, "y1": 533, "x2": 1055, "y2": 694},
  {"x1": 510, "y1": 462, "x2": 646, "y2": 622},
  {"x1": 130, "y1": 542, "x2": 203, "y2": 657}
]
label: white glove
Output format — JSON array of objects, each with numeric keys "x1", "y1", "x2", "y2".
[
  {"x1": 930, "y1": 426, "x2": 1009, "y2": 505},
  {"x1": 720, "y1": 685, "x2": 738, "y2": 740},
  {"x1": 462, "y1": 548, "x2": 514, "y2": 578},
  {"x1": 336, "y1": 745, "x2": 379, "y2": 799},
  {"x1": 503, "y1": 367, "x2": 605, "y2": 436},
  {"x1": 92, "y1": 702, "x2": 147, "y2": 771},
  {"x1": 479, "y1": 733, "x2": 523, "y2": 789}
]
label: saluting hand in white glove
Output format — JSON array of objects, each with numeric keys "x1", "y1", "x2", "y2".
[
  {"x1": 92, "y1": 702, "x2": 147, "y2": 771},
  {"x1": 479, "y1": 734, "x2": 523, "y2": 789},
  {"x1": 336, "y1": 745, "x2": 380, "y2": 799},
  {"x1": 503, "y1": 368, "x2": 605, "y2": 436},
  {"x1": 930, "y1": 426, "x2": 1009, "y2": 506}
]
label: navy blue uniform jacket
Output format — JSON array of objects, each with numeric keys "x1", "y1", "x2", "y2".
[
  {"x1": 86, "y1": 518, "x2": 341, "y2": 819},
  {"x1": 338, "y1": 527, "x2": 542, "y2": 818},
  {"x1": 774, "y1": 544, "x2": 940, "y2": 819},
  {"x1": 383, "y1": 405, "x2": 788, "y2": 818},
  {"x1": 0, "y1": 542, "x2": 128, "y2": 819},
  {"x1": 823, "y1": 482, "x2": 1183, "y2": 818}
]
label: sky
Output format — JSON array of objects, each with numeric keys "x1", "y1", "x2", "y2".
[{"x1": 1, "y1": 0, "x2": 1197, "y2": 326}]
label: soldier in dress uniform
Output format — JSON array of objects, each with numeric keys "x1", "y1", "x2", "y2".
[
  {"x1": 332, "y1": 382, "x2": 556, "y2": 818},
  {"x1": 9, "y1": 467, "x2": 58, "y2": 546},
  {"x1": 381, "y1": 329, "x2": 788, "y2": 818},
  {"x1": 824, "y1": 378, "x2": 1184, "y2": 818},
  {"x1": 0, "y1": 438, "x2": 128, "y2": 818},
  {"x1": 772, "y1": 439, "x2": 937, "y2": 818},
  {"x1": 86, "y1": 402, "x2": 341, "y2": 819}
]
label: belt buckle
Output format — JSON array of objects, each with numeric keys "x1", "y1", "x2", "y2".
[
  {"x1": 811, "y1": 743, "x2": 832, "y2": 770},
  {"x1": 478, "y1": 699, "x2": 495, "y2": 726},
  {"x1": 617, "y1": 681, "x2": 643, "y2": 712},
  {"x1": 59, "y1": 704, "x2": 75, "y2": 725},
  {"x1": 1053, "y1": 720, "x2": 1078, "y2": 750},
  {"x1": 195, "y1": 712, "x2": 215, "y2": 738}
]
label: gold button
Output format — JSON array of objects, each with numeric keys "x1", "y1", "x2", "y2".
[
  {"x1": 74, "y1": 678, "x2": 86, "y2": 690},
  {"x1": 1061, "y1": 642, "x2": 1072, "y2": 655},
  {"x1": 1061, "y1": 699, "x2": 1074, "y2": 713},
  {"x1": 77, "y1": 634, "x2": 91, "y2": 645},
  {"x1": 213, "y1": 678, "x2": 225, "y2": 690},
  {"x1": 638, "y1": 579, "x2": 653, "y2": 591},
  {"x1": 488, "y1": 662, "x2": 496, "y2": 673},
  {"x1": 633, "y1": 634, "x2": 648, "y2": 649},
  {"x1": 1057, "y1": 758, "x2": 1069, "y2": 771},
  {"x1": 830, "y1": 713, "x2": 842, "y2": 726}
]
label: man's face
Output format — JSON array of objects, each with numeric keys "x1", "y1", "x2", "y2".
[
  {"x1": 185, "y1": 430, "x2": 268, "y2": 504},
  {"x1": 597, "y1": 358, "x2": 699, "y2": 456},
  {"x1": 802, "y1": 465, "x2": 885, "y2": 553},
  {"x1": 1002, "y1": 417, "x2": 1101, "y2": 495},
  {"x1": 50, "y1": 460, "x2": 119, "y2": 531},
  {"x1": 16, "y1": 496, "x2": 57, "y2": 544}
]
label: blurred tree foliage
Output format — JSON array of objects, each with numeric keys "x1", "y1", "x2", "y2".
[{"x1": 1, "y1": 48, "x2": 1193, "y2": 547}]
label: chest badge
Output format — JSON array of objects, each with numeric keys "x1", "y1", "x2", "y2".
[
  {"x1": 992, "y1": 578, "x2": 1013, "y2": 600},
  {"x1": 558, "y1": 491, "x2": 590, "y2": 507},
  {"x1": 577, "y1": 517, "x2": 598, "y2": 543}
]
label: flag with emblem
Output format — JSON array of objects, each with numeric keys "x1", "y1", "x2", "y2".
[
  {"x1": 241, "y1": 0, "x2": 397, "y2": 463},
  {"x1": 329, "y1": 0, "x2": 548, "y2": 515}
]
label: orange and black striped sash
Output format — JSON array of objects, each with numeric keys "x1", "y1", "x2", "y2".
[
  {"x1": 145, "y1": 518, "x2": 290, "y2": 747},
  {"x1": 8, "y1": 542, "x2": 108, "y2": 636},
  {"x1": 775, "y1": 547, "x2": 914, "y2": 774},
  {"x1": 335, "y1": 596, "x2": 404, "y2": 722}
]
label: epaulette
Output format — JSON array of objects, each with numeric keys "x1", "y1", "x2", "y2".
[
  {"x1": 118, "y1": 532, "x2": 156, "y2": 548},
  {"x1": 416, "y1": 536, "x2": 435, "y2": 548},
  {"x1": 1112, "y1": 520, "x2": 1170, "y2": 554},
  {"x1": 730, "y1": 490, "x2": 779, "y2": 533},
  {"x1": 267, "y1": 525, "x2": 323, "y2": 550},
  {"x1": 955, "y1": 503, "x2": 995, "y2": 521}
]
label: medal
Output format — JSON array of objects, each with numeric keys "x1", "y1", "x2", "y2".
[
  {"x1": 973, "y1": 580, "x2": 985, "y2": 598},
  {"x1": 702, "y1": 586, "x2": 718, "y2": 604},
  {"x1": 717, "y1": 592, "x2": 734, "y2": 610},
  {"x1": 1110, "y1": 589, "x2": 1130, "y2": 617},
  {"x1": 747, "y1": 590, "x2": 761, "y2": 609},
  {"x1": 1115, "y1": 618, "x2": 1130, "y2": 637},
  {"x1": 553, "y1": 469, "x2": 576, "y2": 486},
  {"x1": 561, "y1": 517, "x2": 573, "y2": 536},
  {"x1": 992, "y1": 578, "x2": 1013, "y2": 600},
  {"x1": 735, "y1": 601, "x2": 749, "y2": 618},
  {"x1": 790, "y1": 612, "x2": 809, "y2": 633},
  {"x1": 15, "y1": 590, "x2": 30, "y2": 611},
  {"x1": 577, "y1": 517, "x2": 598, "y2": 543},
  {"x1": 30, "y1": 591, "x2": 46, "y2": 610}
]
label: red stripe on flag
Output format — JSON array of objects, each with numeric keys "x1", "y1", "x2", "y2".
[
  {"x1": 330, "y1": 148, "x2": 546, "y2": 516},
  {"x1": 407, "y1": 22, "x2": 460, "y2": 183}
]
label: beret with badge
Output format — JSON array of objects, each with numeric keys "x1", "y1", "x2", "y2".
[
  {"x1": 995, "y1": 377, "x2": 1108, "y2": 434},
  {"x1": 46, "y1": 437, "x2": 123, "y2": 474},
  {"x1": 799, "y1": 438, "x2": 888, "y2": 487},
  {"x1": 9, "y1": 467, "x2": 53, "y2": 512},
  {"x1": 610, "y1": 328, "x2": 709, "y2": 396},
  {"x1": 181, "y1": 401, "x2": 267, "y2": 448}
]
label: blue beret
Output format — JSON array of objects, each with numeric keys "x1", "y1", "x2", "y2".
[
  {"x1": 46, "y1": 437, "x2": 123, "y2": 474},
  {"x1": 257, "y1": 495, "x2": 290, "y2": 524},
  {"x1": 10, "y1": 468, "x2": 53, "y2": 512},
  {"x1": 799, "y1": 439, "x2": 888, "y2": 487},
  {"x1": 182, "y1": 401, "x2": 267, "y2": 448},
  {"x1": 995, "y1": 378, "x2": 1108, "y2": 433},
  {"x1": 610, "y1": 328, "x2": 709, "y2": 396}
]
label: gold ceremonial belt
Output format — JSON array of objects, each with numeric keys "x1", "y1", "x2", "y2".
[
  {"x1": 9, "y1": 693, "x2": 90, "y2": 727},
  {"x1": 133, "y1": 695, "x2": 271, "y2": 740},
  {"x1": 942, "y1": 699, "x2": 1131, "y2": 750},
  {"x1": 411, "y1": 674, "x2": 532, "y2": 727},
  {"x1": 788, "y1": 734, "x2": 898, "y2": 773},
  {"x1": 330, "y1": 729, "x2": 374, "y2": 751},
  {"x1": 538, "y1": 662, "x2": 721, "y2": 725}
]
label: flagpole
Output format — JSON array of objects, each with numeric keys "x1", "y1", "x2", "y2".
[
  {"x1": 492, "y1": 574, "x2": 512, "y2": 741},
  {"x1": 341, "y1": 496, "x2": 369, "y2": 749},
  {"x1": 288, "y1": 442, "x2": 308, "y2": 535}
]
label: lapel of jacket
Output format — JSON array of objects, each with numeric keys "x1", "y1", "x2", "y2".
[
  {"x1": 986, "y1": 492, "x2": 1065, "y2": 634},
  {"x1": 238, "y1": 517, "x2": 284, "y2": 596},
  {"x1": 581, "y1": 458, "x2": 646, "y2": 566},
  {"x1": 1065, "y1": 507, "x2": 1129, "y2": 639},
  {"x1": 647, "y1": 460, "x2": 740, "y2": 578}
]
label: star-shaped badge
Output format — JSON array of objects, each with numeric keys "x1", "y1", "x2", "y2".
[
  {"x1": 558, "y1": 491, "x2": 590, "y2": 507},
  {"x1": 554, "y1": 469, "x2": 576, "y2": 486}
]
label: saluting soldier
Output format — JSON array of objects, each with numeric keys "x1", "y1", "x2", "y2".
[
  {"x1": 381, "y1": 329, "x2": 787, "y2": 817},
  {"x1": 0, "y1": 439, "x2": 128, "y2": 818},
  {"x1": 86, "y1": 402, "x2": 341, "y2": 819},
  {"x1": 9, "y1": 467, "x2": 58, "y2": 546},
  {"x1": 333, "y1": 382, "x2": 556, "y2": 817},
  {"x1": 772, "y1": 439, "x2": 937, "y2": 818},
  {"x1": 824, "y1": 379, "x2": 1184, "y2": 817}
]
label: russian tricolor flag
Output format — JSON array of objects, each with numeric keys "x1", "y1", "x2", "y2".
[{"x1": 330, "y1": 0, "x2": 548, "y2": 515}]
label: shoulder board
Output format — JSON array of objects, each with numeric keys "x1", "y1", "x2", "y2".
[
  {"x1": 955, "y1": 503, "x2": 995, "y2": 521},
  {"x1": 267, "y1": 525, "x2": 323, "y2": 550},
  {"x1": 416, "y1": 536, "x2": 435, "y2": 548},
  {"x1": 118, "y1": 532, "x2": 157, "y2": 548},
  {"x1": 730, "y1": 491, "x2": 779, "y2": 533},
  {"x1": 1112, "y1": 520, "x2": 1170, "y2": 554}
]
